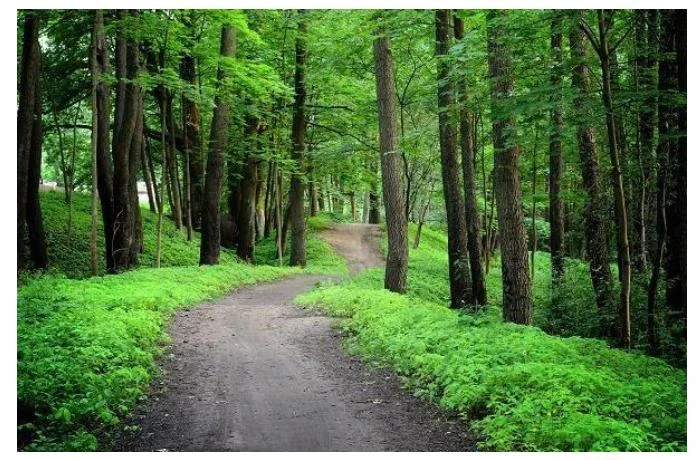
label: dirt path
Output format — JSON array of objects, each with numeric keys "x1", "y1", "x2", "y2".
[{"x1": 117, "y1": 224, "x2": 474, "y2": 452}]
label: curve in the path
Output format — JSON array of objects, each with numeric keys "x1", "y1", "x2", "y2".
[{"x1": 117, "y1": 224, "x2": 473, "y2": 452}]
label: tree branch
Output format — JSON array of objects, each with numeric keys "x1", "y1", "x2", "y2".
[{"x1": 309, "y1": 121, "x2": 377, "y2": 151}]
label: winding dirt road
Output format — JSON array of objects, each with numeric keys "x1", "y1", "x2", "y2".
[{"x1": 117, "y1": 224, "x2": 473, "y2": 452}]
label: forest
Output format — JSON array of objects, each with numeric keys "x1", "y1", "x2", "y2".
[{"x1": 17, "y1": 8, "x2": 686, "y2": 452}]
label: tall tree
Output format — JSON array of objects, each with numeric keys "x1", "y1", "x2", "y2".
[
  {"x1": 663, "y1": 9, "x2": 686, "y2": 363},
  {"x1": 486, "y1": 10, "x2": 532, "y2": 324},
  {"x1": 94, "y1": 8, "x2": 115, "y2": 272},
  {"x1": 200, "y1": 26, "x2": 237, "y2": 265},
  {"x1": 549, "y1": 11, "x2": 566, "y2": 286},
  {"x1": 288, "y1": 10, "x2": 308, "y2": 267},
  {"x1": 237, "y1": 117, "x2": 261, "y2": 263},
  {"x1": 17, "y1": 12, "x2": 47, "y2": 269},
  {"x1": 569, "y1": 11, "x2": 616, "y2": 339},
  {"x1": 89, "y1": 10, "x2": 102, "y2": 276},
  {"x1": 454, "y1": 14, "x2": 487, "y2": 306},
  {"x1": 581, "y1": 10, "x2": 633, "y2": 349},
  {"x1": 373, "y1": 21, "x2": 408, "y2": 294},
  {"x1": 111, "y1": 16, "x2": 141, "y2": 272},
  {"x1": 435, "y1": 10, "x2": 472, "y2": 308},
  {"x1": 180, "y1": 13, "x2": 204, "y2": 230}
]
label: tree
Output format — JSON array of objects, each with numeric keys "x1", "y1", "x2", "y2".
[
  {"x1": 435, "y1": 10, "x2": 472, "y2": 309},
  {"x1": 288, "y1": 10, "x2": 308, "y2": 267},
  {"x1": 237, "y1": 117, "x2": 262, "y2": 263},
  {"x1": 486, "y1": 10, "x2": 532, "y2": 324},
  {"x1": 89, "y1": 10, "x2": 102, "y2": 276},
  {"x1": 549, "y1": 11, "x2": 565, "y2": 287},
  {"x1": 17, "y1": 11, "x2": 48, "y2": 270},
  {"x1": 373, "y1": 21, "x2": 408, "y2": 293},
  {"x1": 111, "y1": 14, "x2": 141, "y2": 271},
  {"x1": 580, "y1": 10, "x2": 633, "y2": 349},
  {"x1": 569, "y1": 10, "x2": 616, "y2": 339},
  {"x1": 454, "y1": 14, "x2": 487, "y2": 306},
  {"x1": 200, "y1": 26, "x2": 237, "y2": 265}
]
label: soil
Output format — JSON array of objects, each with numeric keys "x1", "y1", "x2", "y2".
[{"x1": 115, "y1": 223, "x2": 475, "y2": 452}]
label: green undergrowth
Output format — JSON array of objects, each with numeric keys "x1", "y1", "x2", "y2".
[
  {"x1": 255, "y1": 214, "x2": 348, "y2": 276},
  {"x1": 18, "y1": 193, "x2": 345, "y2": 451},
  {"x1": 296, "y1": 225, "x2": 687, "y2": 451},
  {"x1": 34, "y1": 191, "x2": 237, "y2": 279}
]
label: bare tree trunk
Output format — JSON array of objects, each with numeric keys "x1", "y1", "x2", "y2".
[
  {"x1": 129, "y1": 96, "x2": 144, "y2": 259},
  {"x1": 111, "y1": 23, "x2": 140, "y2": 272},
  {"x1": 569, "y1": 11, "x2": 616, "y2": 339},
  {"x1": 94, "y1": 9, "x2": 114, "y2": 272},
  {"x1": 436, "y1": 10, "x2": 472, "y2": 308},
  {"x1": 362, "y1": 191, "x2": 370, "y2": 223},
  {"x1": 454, "y1": 15, "x2": 487, "y2": 306},
  {"x1": 180, "y1": 49, "x2": 204, "y2": 230},
  {"x1": 413, "y1": 184, "x2": 433, "y2": 249},
  {"x1": 487, "y1": 10, "x2": 532, "y2": 324},
  {"x1": 549, "y1": 11, "x2": 566, "y2": 286},
  {"x1": 374, "y1": 24, "x2": 408, "y2": 293},
  {"x1": 585, "y1": 11, "x2": 632, "y2": 349},
  {"x1": 200, "y1": 26, "x2": 236, "y2": 265},
  {"x1": 237, "y1": 119, "x2": 260, "y2": 263},
  {"x1": 17, "y1": 12, "x2": 41, "y2": 269},
  {"x1": 181, "y1": 94, "x2": 193, "y2": 241},
  {"x1": 288, "y1": 10, "x2": 308, "y2": 267},
  {"x1": 141, "y1": 134, "x2": 157, "y2": 213},
  {"x1": 89, "y1": 10, "x2": 102, "y2": 276}
]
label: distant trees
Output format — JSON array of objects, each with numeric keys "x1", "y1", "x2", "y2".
[
  {"x1": 373, "y1": 22, "x2": 408, "y2": 293},
  {"x1": 486, "y1": 10, "x2": 532, "y2": 324}
]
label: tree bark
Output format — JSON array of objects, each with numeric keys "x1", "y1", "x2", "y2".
[
  {"x1": 17, "y1": 12, "x2": 40, "y2": 268},
  {"x1": 288, "y1": 10, "x2": 308, "y2": 267},
  {"x1": 549, "y1": 11, "x2": 566, "y2": 286},
  {"x1": 180, "y1": 51, "x2": 204, "y2": 230},
  {"x1": 569, "y1": 11, "x2": 616, "y2": 339},
  {"x1": 592, "y1": 10, "x2": 632, "y2": 349},
  {"x1": 200, "y1": 26, "x2": 236, "y2": 265},
  {"x1": 373, "y1": 26, "x2": 409, "y2": 293},
  {"x1": 129, "y1": 98, "x2": 144, "y2": 259},
  {"x1": 89, "y1": 10, "x2": 102, "y2": 276},
  {"x1": 436, "y1": 10, "x2": 472, "y2": 308},
  {"x1": 111, "y1": 24, "x2": 140, "y2": 272},
  {"x1": 236, "y1": 119, "x2": 260, "y2": 263},
  {"x1": 487, "y1": 10, "x2": 532, "y2": 324},
  {"x1": 454, "y1": 15, "x2": 487, "y2": 306}
]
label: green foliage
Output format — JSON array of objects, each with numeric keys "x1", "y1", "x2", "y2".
[
  {"x1": 18, "y1": 262, "x2": 297, "y2": 451},
  {"x1": 296, "y1": 225, "x2": 687, "y2": 451},
  {"x1": 32, "y1": 192, "x2": 237, "y2": 279},
  {"x1": 17, "y1": 191, "x2": 344, "y2": 451}
]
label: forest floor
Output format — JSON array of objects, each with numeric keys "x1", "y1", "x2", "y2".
[{"x1": 115, "y1": 223, "x2": 474, "y2": 452}]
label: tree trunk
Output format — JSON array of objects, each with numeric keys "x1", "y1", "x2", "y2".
[
  {"x1": 308, "y1": 155, "x2": 318, "y2": 217},
  {"x1": 181, "y1": 94, "x2": 193, "y2": 241},
  {"x1": 129, "y1": 98, "x2": 144, "y2": 259},
  {"x1": 94, "y1": 9, "x2": 115, "y2": 272},
  {"x1": 454, "y1": 15, "x2": 487, "y2": 306},
  {"x1": 26, "y1": 61, "x2": 48, "y2": 270},
  {"x1": 288, "y1": 10, "x2": 308, "y2": 267},
  {"x1": 549, "y1": 11, "x2": 566, "y2": 286},
  {"x1": 180, "y1": 52, "x2": 204, "y2": 230},
  {"x1": 111, "y1": 26, "x2": 140, "y2": 272},
  {"x1": 89, "y1": 10, "x2": 102, "y2": 276},
  {"x1": 414, "y1": 184, "x2": 433, "y2": 249},
  {"x1": 593, "y1": 10, "x2": 632, "y2": 349},
  {"x1": 662, "y1": 9, "x2": 686, "y2": 364},
  {"x1": 436, "y1": 10, "x2": 472, "y2": 308},
  {"x1": 487, "y1": 10, "x2": 532, "y2": 324},
  {"x1": 569, "y1": 11, "x2": 616, "y2": 338},
  {"x1": 166, "y1": 90, "x2": 183, "y2": 230},
  {"x1": 362, "y1": 191, "x2": 370, "y2": 223},
  {"x1": 255, "y1": 158, "x2": 266, "y2": 242},
  {"x1": 264, "y1": 159, "x2": 274, "y2": 238},
  {"x1": 237, "y1": 119, "x2": 260, "y2": 263},
  {"x1": 200, "y1": 26, "x2": 236, "y2": 265},
  {"x1": 373, "y1": 26, "x2": 409, "y2": 293},
  {"x1": 17, "y1": 12, "x2": 40, "y2": 269},
  {"x1": 141, "y1": 134, "x2": 156, "y2": 213}
]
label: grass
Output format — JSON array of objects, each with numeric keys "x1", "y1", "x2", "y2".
[
  {"x1": 35, "y1": 191, "x2": 239, "y2": 279},
  {"x1": 296, "y1": 224, "x2": 687, "y2": 452},
  {"x1": 17, "y1": 192, "x2": 345, "y2": 451}
]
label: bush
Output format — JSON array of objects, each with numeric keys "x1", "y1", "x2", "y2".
[{"x1": 296, "y1": 224, "x2": 687, "y2": 451}]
